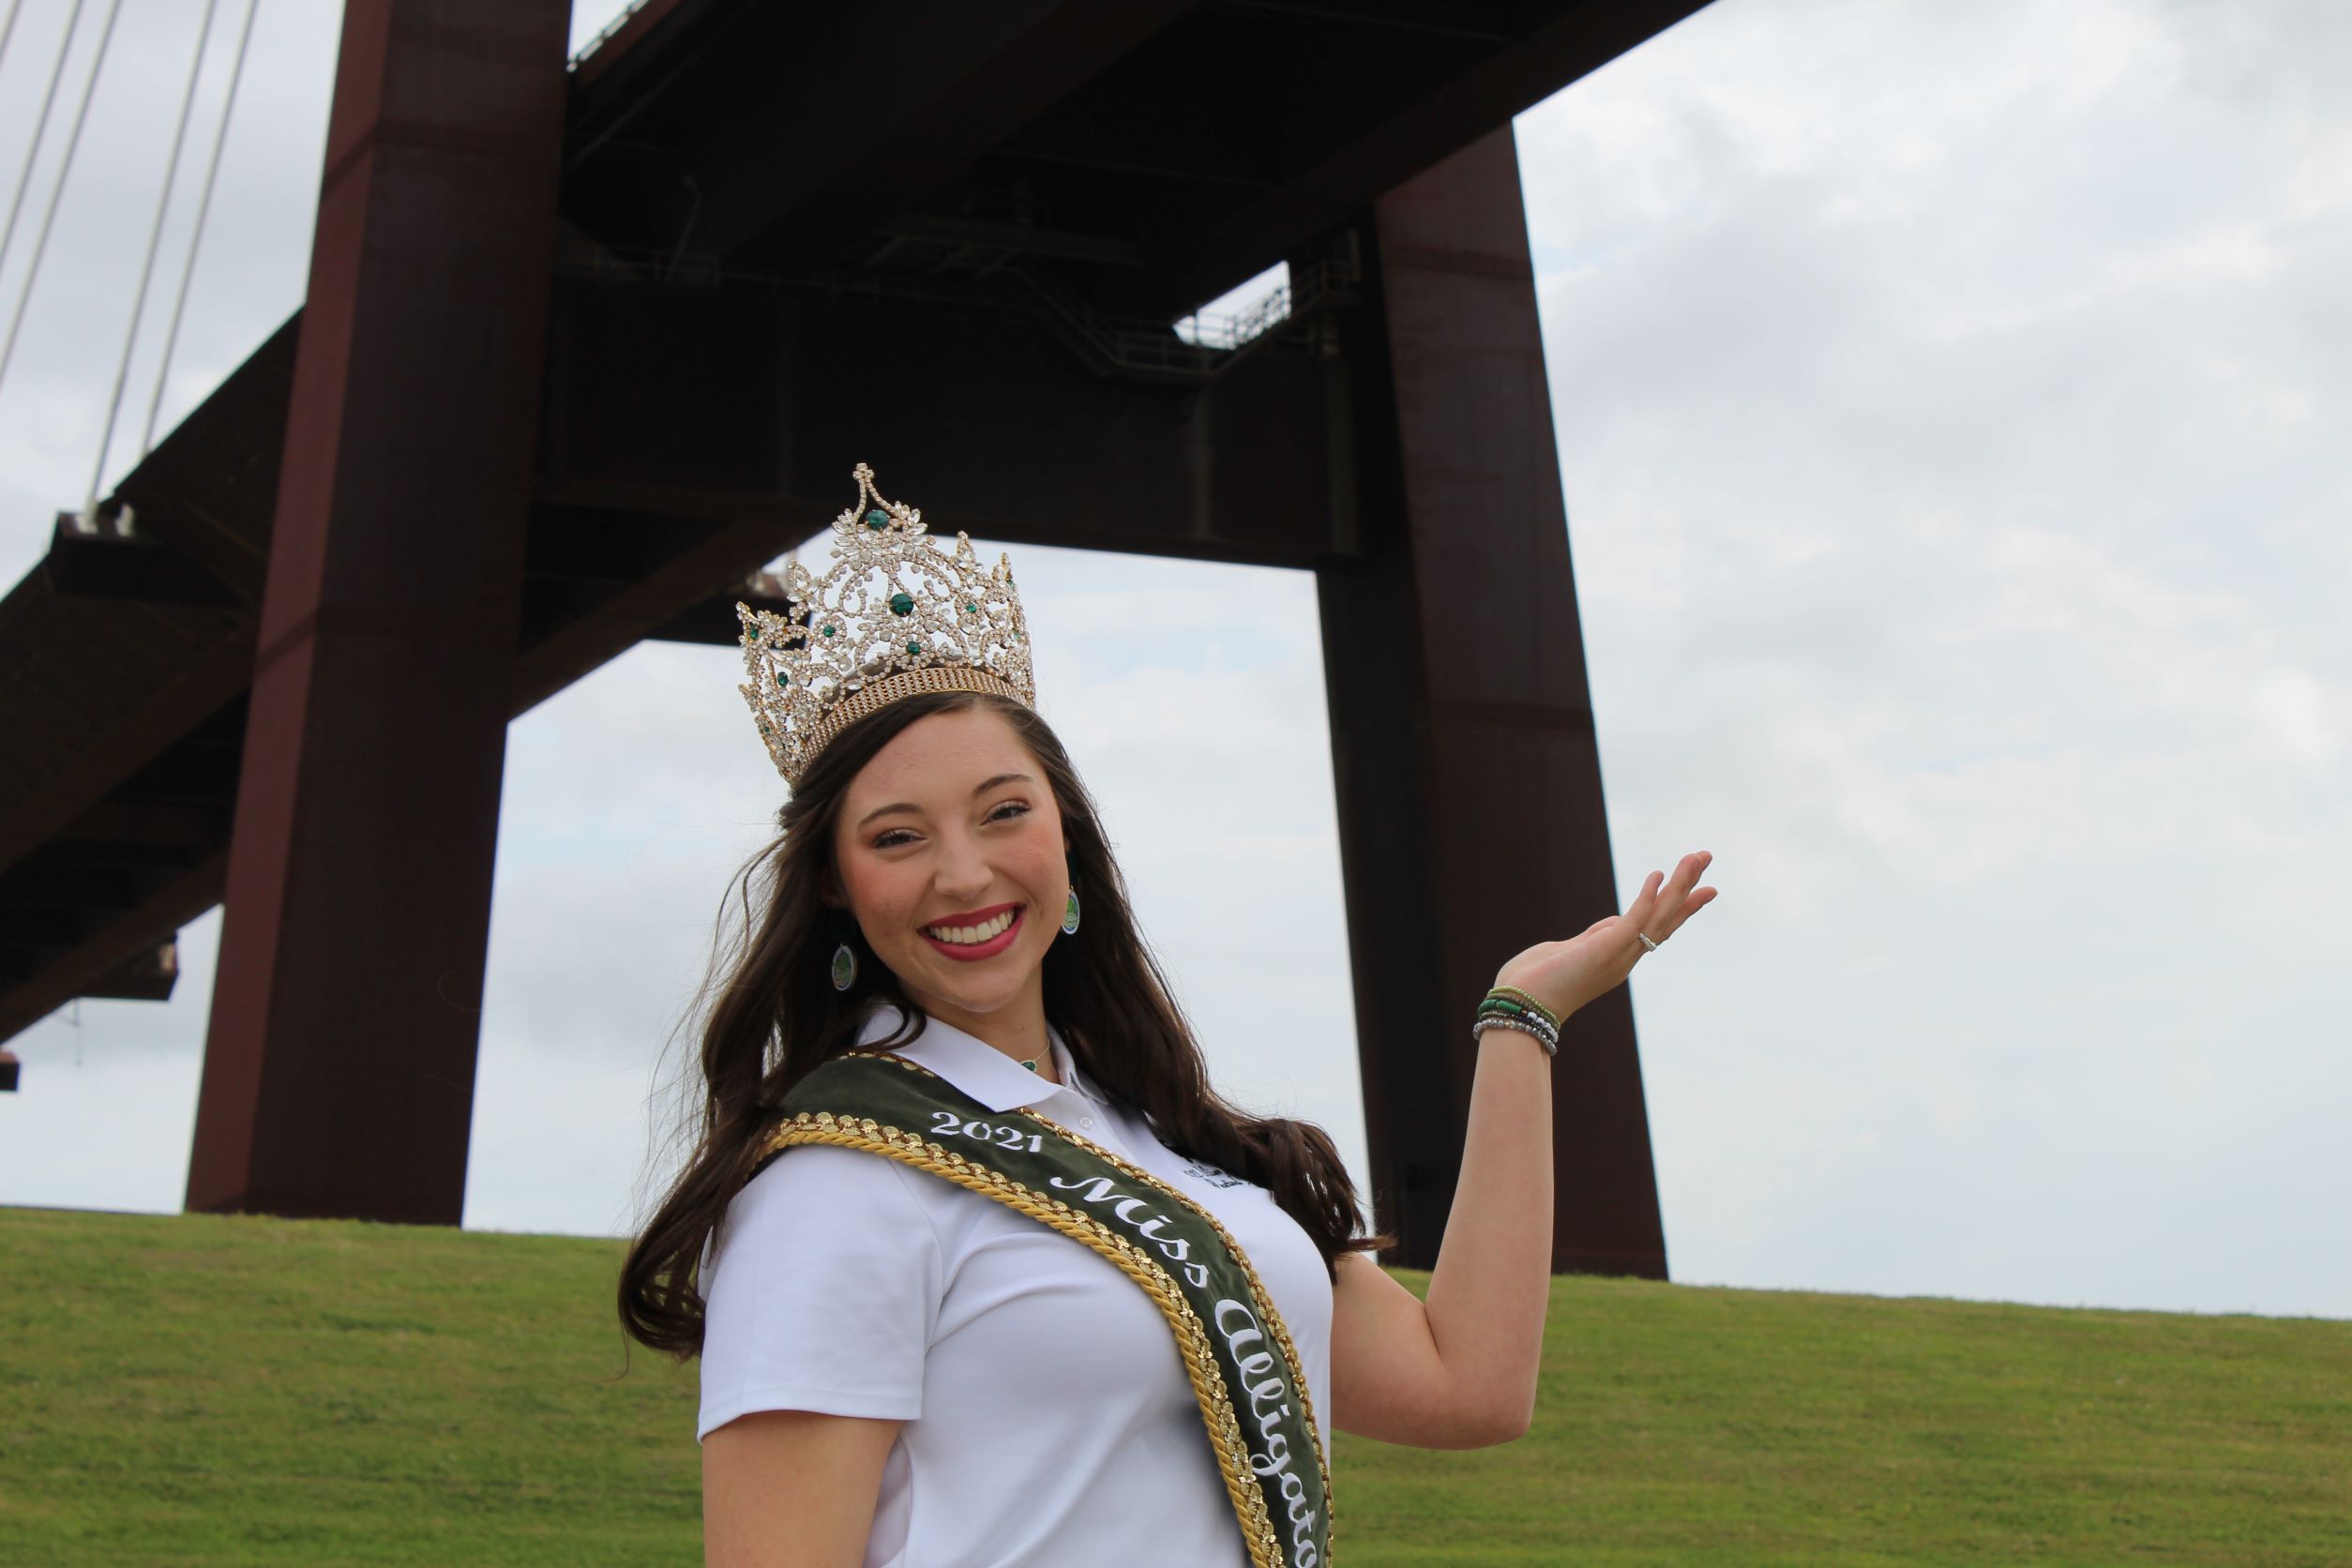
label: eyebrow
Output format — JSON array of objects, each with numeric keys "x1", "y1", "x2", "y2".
[{"x1": 854, "y1": 772, "x2": 1035, "y2": 833}]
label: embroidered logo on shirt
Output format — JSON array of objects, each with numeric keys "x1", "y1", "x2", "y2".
[{"x1": 1181, "y1": 1155, "x2": 1248, "y2": 1188}]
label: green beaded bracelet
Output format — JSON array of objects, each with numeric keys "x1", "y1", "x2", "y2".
[
  {"x1": 1481, "y1": 985, "x2": 1562, "y2": 1030},
  {"x1": 1471, "y1": 1014, "x2": 1559, "y2": 1057}
]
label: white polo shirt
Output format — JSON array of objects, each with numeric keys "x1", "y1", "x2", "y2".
[{"x1": 697, "y1": 1002, "x2": 1336, "y2": 1568}]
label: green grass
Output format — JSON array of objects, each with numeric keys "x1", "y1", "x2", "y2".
[{"x1": 1, "y1": 1206, "x2": 2344, "y2": 1566}]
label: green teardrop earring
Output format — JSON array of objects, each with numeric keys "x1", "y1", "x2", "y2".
[
  {"x1": 829, "y1": 922, "x2": 858, "y2": 991},
  {"x1": 1061, "y1": 877, "x2": 1081, "y2": 935}
]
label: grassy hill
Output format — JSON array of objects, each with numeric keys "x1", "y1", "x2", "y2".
[{"x1": 2, "y1": 1205, "x2": 2344, "y2": 1565}]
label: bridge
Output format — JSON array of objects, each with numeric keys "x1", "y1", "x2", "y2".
[{"x1": 0, "y1": 0, "x2": 1711, "y2": 1274}]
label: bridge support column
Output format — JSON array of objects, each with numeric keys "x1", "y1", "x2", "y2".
[
  {"x1": 185, "y1": 0, "x2": 572, "y2": 1222},
  {"x1": 1309, "y1": 123, "x2": 1669, "y2": 1277}
]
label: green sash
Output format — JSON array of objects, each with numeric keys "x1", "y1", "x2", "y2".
[{"x1": 750, "y1": 1048, "x2": 1335, "y2": 1568}]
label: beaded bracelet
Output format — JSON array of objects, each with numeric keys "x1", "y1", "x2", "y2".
[
  {"x1": 1485, "y1": 985, "x2": 1562, "y2": 1030},
  {"x1": 1474, "y1": 995, "x2": 1555, "y2": 1032},
  {"x1": 1471, "y1": 1014, "x2": 1559, "y2": 1057},
  {"x1": 1475, "y1": 997, "x2": 1560, "y2": 1036},
  {"x1": 1477, "y1": 1019, "x2": 1552, "y2": 1053},
  {"x1": 1473, "y1": 984, "x2": 1563, "y2": 1057},
  {"x1": 1474, "y1": 993, "x2": 1559, "y2": 1046}
]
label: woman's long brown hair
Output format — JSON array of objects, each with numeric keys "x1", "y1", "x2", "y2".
[{"x1": 618, "y1": 688, "x2": 1395, "y2": 1361}]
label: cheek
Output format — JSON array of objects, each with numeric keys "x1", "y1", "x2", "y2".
[
  {"x1": 1012, "y1": 830, "x2": 1064, "y2": 889},
  {"x1": 838, "y1": 858, "x2": 917, "y2": 931}
]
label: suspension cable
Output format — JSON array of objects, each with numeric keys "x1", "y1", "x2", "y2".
[
  {"x1": 140, "y1": 0, "x2": 263, "y2": 463},
  {"x1": 83, "y1": 0, "x2": 223, "y2": 524},
  {"x1": 0, "y1": 0, "x2": 89, "y2": 292},
  {"x1": 0, "y1": 0, "x2": 25, "y2": 84},
  {"x1": 0, "y1": 0, "x2": 124, "y2": 399}
]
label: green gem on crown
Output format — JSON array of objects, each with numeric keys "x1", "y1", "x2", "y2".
[
  {"x1": 906, "y1": 641, "x2": 922, "y2": 656},
  {"x1": 822, "y1": 625, "x2": 836, "y2": 637},
  {"x1": 866, "y1": 509, "x2": 889, "y2": 530},
  {"x1": 889, "y1": 592, "x2": 914, "y2": 616},
  {"x1": 774, "y1": 671, "x2": 788, "y2": 686},
  {"x1": 964, "y1": 601, "x2": 978, "y2": 614}
]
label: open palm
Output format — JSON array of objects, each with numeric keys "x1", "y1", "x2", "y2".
[{"x1": 1493, "y1": 850, "x2": 1717, "y2": 1022}]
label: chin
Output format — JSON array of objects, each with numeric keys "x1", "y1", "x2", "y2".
[
  {"x1": 929, "y1": 988, "x2": 1021, "y2": 1020},
  {"x1": 897, "y1": 939, "x2": 1045, "y2": 1018}
]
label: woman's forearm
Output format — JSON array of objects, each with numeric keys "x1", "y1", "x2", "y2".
[
  {"x1": 1412, "y1": 853, "x2": 1712, "y2": 1440},
  {"x1": 1417, "y1": 1023, "x2": 1556, "y2": 1438}
]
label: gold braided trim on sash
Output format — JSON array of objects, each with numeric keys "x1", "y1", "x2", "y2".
[{"x1": 761, "y1": 1048, "x2": 1336, "y2": 1568}]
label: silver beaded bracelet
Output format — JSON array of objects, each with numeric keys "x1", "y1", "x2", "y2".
[{"x1": 1471, "y1": 1013, "x2": 1559, "y2": 1057}]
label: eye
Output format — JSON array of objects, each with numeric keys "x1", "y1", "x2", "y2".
[{"x1": 865, "y1": 804, "x2": 1011, "y2": 851}]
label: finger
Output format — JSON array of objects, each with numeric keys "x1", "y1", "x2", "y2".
[
  {"x1": 1650, "y1": 852, "x2": 1711, "y2": 923},
  {"x1": 1632, "y1": 863, "x2": 1682, "y2": 925},
  {"x1": 1627, "y1": 867, "x2": 1665, "y2": 919},
  {"x1": 1661, "y1": 884, "x2": 1719, "y2": 937},
  {"x1": 1624, "y1": 860, "x2": 1680, "y2": 942}
]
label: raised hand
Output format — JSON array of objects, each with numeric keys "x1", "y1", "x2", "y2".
[{"x1": 1491, "y1": 851, "x2": 1717, "y2": 1023}]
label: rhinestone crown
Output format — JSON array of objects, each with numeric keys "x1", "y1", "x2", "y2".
[{"x1": 737, "y1": 462, "x2": 1035, "y2": 786}]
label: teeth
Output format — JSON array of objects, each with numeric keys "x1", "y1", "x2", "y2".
[{"x1": 927, "y1": 909, "x2": 1015, "y2": 944}]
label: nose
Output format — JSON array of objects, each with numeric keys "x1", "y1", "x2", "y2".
[{"x1": 932, "y1": 827, "x2": 993, "y2": 902}]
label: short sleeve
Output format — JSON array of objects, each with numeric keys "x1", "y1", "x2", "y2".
[{"x1": 696, "y1": 1143, "x2": 942, "y2": 1442}]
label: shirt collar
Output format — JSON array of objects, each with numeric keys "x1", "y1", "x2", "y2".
[{"x1": 853, "y1": 1001, "x2": 1106, "y2": 1113}]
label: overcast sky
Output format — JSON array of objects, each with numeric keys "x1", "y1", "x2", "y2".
[{"x1": 1, "y1": 0, "x2": 2344, "y2": 1322}]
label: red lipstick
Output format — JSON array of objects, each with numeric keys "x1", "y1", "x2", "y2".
[{"x1": 919, "y1": 902, "x2": 1025, "y2": 962}]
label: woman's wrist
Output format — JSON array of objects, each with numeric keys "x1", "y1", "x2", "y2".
[
  {"x1": 1488, "y1": 975, "x2": 1573, "y2": 1018},
  {"x1": 1477, "y1": 987, "x2": 1552, "y2": 1033},
  {"x1": 1467, "y1": 1010, "x2": 1561, "y2": 1063},
  {"x1": 1471, "y1": 984, "x2": 1561, "y2": 1057}
]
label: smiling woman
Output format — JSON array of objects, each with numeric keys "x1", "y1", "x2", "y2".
[
  {"x1": 615, "y1": 462, "x2": 1713, "y2": 1568},
  {"x1": 622, "y1": 678, "x2": 1393, "y2": 1567}
]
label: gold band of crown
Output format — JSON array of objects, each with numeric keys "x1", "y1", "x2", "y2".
[
  {"x1": 798, "y1": 665, "x2": 1030, "y2": 760},
  {"x1": 737, "y1": 462, "x2": 1037, "y2": 786}
]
